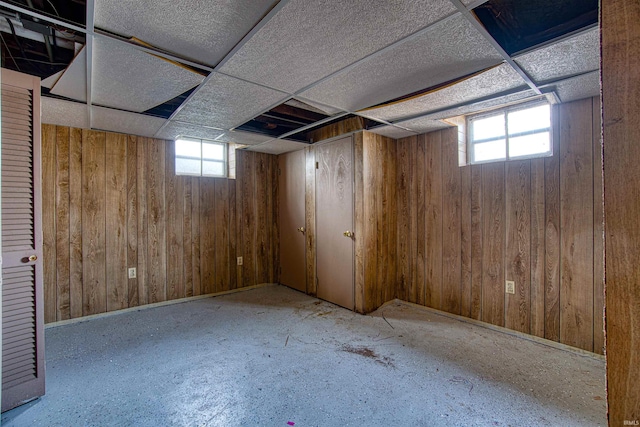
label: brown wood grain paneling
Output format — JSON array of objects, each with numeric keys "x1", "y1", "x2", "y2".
[
  {"x1": 69, "y1": 127, "x2": 83, "y2": 318},
  {"x1": 396, "y1": 137, "x2": 410, "y2": 302},
  {"x1": 81, "y1": 130, "x2": 107, "y2": 315},
  {"x1": 240, "y1": 151, "x2": 257, "y2": 287},
  {"x1": 481, "y1": 162, "x2": 505, "y2": 327},
  {"x1": 214, "y1": 178, "x2": 230, "y2": 292},
  {"x1": 354, "y1": 133, "x2": 365, "y2": 312},
  {"x1": 602, "y1": 0, "x2": 640, "y2": 419},
  {"x1": 530, "y1": 158, "x2": 546, "y2": 338},
  {"x1": 559, "y1": 98, "x2": 594, "y2": 351},
  {"x1": 441, "y1": 127, "x2": 461, "y2": 314},
  {"x1": 191, "y1": 178, "x2": 202, "y2": 296},
  {"x1": 200, "y1": 179, "x2": 216, "y2": 294},
  {"x1": 55, "y1": 126, "x2": 70, "y2": 320},
  {"x1": 424, "y1": 132, "x2": 442, "y2": 310},
  {"x1": 375, "y1": 135, "x2": 386, "y2": 308},
  {"x1": 460, "y1": 165, "x2": 472, "y2": 318},
  {"x1": 255, "y1": 154, "x2": 269, "y2": 285},
  {"x1": 165, "y1": 141, "x2": 183, "y2": 300},
  {"x1": 42, "y1": 124, "x2": 56, "y2": 323},
  {"x1": 386, "y1": 137, "x2": 397, "y2": 302},
  {"x1": 307, "y1": 116, "x2": 365, "y2": 143},
  {"x1": 592, "y1": 96, "x2": 604, "y2": 356},
  {"x1": 269, "y1": 155, "x2": 278, "y2": 284},
  {"x1": 505, "y1": 160, "x2": 531, "y2": 334},
  {"x1": 136, "y1": 137, "x2": 149, "y2": 306},
  {"x1": 183, "y1": 176, "x2": 193, "y2": 297},
  {"x1": 43, "y1": 127, "x2": 278, "y2": 322},
  {"x1": 147, "y1": 139, "x2": 166, "y2": 304},
  {"x1": 105, "y1": 132, "x2": 128, "y2": 312},
  {"x1": 405, "y1": 136, "x2": 419, "y2": 304},
  {"x1": 544, "y1": 109, "x2": 561, "y2": 342},
  {"x1": 363, "y1": 134, "x2": 378, "y2": 312},
  {"x1": 470, "y1": 164, "x2": 483, "y2": 320},
  {"x1": 127, "y1": 136, "x2": 138, "y2": 307}
]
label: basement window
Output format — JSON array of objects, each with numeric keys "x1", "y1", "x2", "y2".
[
  {"x1": 468, "y1": 101, "x2": 552, "y2": 164},
  {"x1": 175, "y1": 137, "x2": 227, "y2": 177}
]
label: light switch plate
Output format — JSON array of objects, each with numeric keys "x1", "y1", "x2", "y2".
[{"x1": 506, "y1": 280, "x2": 515, "y2": 294}]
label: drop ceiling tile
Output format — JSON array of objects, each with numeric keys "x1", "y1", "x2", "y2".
[
  {"x1": 215, "y1": 130, "x2": 276, "y2": 146},
  {"x1": 94, "y1": 0, "x2": 278, "y2": 66},
  {"x1": 540, "y1": 70, "x2": 600, "y2": 103},
  {"x1": 50, "y1": 46, "x2": 86, "y2": 102},
  {"x1": 368, "y1": 125, "x2": 418, "y2": 139},
  {"x1": 393, "y1": 118, "x2": 453, "y2": 134},
  {"x1": 173, "y1": 73, "x2": 289, "y2": 130},
  {"x1": 156, "y1": 121, "x2": 225, "y2": 141},
  {"x1": 42, "y1": 97, "x2": 89, "y2": 129},
  {"x1": 246, "y1": 140, "x2": 308, "y2": 155},
  {"x1": 41, "y1": 70, "x2": 64, "y2": 89},
  {"x1": 299, "y1": 15, "x2": 503, "y2": 112},
  {"x1": 92, "y1": 106, "x2": 166, "y2": 137},
  {"x1": 92, "y1": 37, "x2": 204, "y2": 113},
  {"x1": 514, "y1": 27, "x2": 600, "y2": 83},
  {"x1": 417, "y1": 89, "x2": 540, "y2": 121},
  {"x1": 218, "y1": 0, "x2": 456, "y2": 93},
  {"x1": 362, "y1": 63, "x2": 527, "y2": 122}
]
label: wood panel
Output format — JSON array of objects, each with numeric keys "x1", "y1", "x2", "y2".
[
  {"x1": 559, "y1": 98, "x2": 594, "y2": 351},
  {"x1": 81, "y1": 130, "x2": 106, "y2": 315},
  {"x1": 305, "y1": 147, "x2": 317, "y2": 296},
  {"x1": 41, "y1": 124, "x2": 56, "y2": 323},
  {"x1": 307, "y1": 116, "x2": 365, "y2": 143},
  {"x1": 105, "y1": 133, "x2": 128, "y2": 312},
  {"x1": 43, "y1": 127, "x2": 279, "y2": 322},
  {"x1": 592, "y1": 96, "x2": 604, "y2": 356},
  {"x1": 239, "y1": 151, "x2": 256, "y2": 288},
  {"x1": 441, "y1": 127, "x2": 461, "y2": 314},
  {"x1": 354, "y1": 133, "x2": 365, "y2": 312},
  {"x1": 255, "y1": 154, "x2": 269, "y2": 285},
  {"x1": 602, "y1": 0, "x2": 640, "y2": 420},
  {"x1": 362, "y1": 133, "x2": 377, "y2": 312},
  {"x1": 424, "y1": 132, "x2": 442, "y2": 310},
  {"x1": 481, "y1": 162, "x2": 505, "y2": 327},
  {"x1": 393, "y1": 98, "x2": 603, "y2": 352},
  {"x1": 69, "y1": 127, "x2": 83, "y2": 318},
  {"x1": 505, "y1": 160, "x2": 530, "y2": 334},
  {"x1": 55, "y1": 126, "x2": 70, "y2": 320}
]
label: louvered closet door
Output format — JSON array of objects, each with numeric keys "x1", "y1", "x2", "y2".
[{"x1": 1, "y1": 69, "x2": 44, "y2": 412}]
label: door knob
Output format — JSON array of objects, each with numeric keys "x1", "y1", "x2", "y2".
[
  {"x1": 343, "y1": 231, "x2": 353, "y2": 238},
  {"x1": 22, "y1": 255, "x2": 37, "y2": 263},
  {"x1": 297, "y1": 227, "x2": 305, "y2": 233}
]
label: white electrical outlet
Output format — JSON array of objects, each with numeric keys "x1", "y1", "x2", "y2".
[
  {"x1": 237, "y1": 257, "x2": 243, "y2": 266},
  {"x1": 505, "y1": 280, "x2": 515, "y2": 294},
  {"x1": 128, "y1": 268, "x2": 137, "y2": 279}
]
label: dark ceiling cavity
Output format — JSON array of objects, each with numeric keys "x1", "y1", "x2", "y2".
[
  {"x1": 143, "y1": 87, "x2": 198, "y2": 119},
  {"x1": 473, "y1": 0, "x2": 598, "y2": 56},
  {"x1": 236, "y1": 101, "x2": 331, "y2": 140}
]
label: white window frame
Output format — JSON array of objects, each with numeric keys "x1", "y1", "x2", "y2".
[
  {"x1": 175, "y1": 137, "x2": 227, "y2": 178},
  {"x1": 467, "y1": 100, "x2": 553, "y2": 165}
]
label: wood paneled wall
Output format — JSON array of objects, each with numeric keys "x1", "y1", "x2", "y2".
[
  {"x1": 602, "y1": 0, "x2": 640, "y2": 420},
  {"x1": 42, "y1": 125, "x2": 278, "y2": 323},
  {"x1": 395, "y1": 97, "x2": 604, "y2": 353}
]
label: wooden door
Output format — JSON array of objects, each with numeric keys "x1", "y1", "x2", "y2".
[
  {"x1": 1, "y1": 69, "x2": 45, "y2": 412},
  {"x1": 278, "y1": 149, "x2": 306, "y2": 292},
  {"x1": 316, "y1": 136, "x2": 354, "y2": 309}
]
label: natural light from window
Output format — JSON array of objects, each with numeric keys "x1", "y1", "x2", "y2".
[
  {"x1": 175, "y1": 138, "x2": 227, "y2": 177},
  {"x1": 469, "y1": 102, "x2": 551, "y2": 164}
]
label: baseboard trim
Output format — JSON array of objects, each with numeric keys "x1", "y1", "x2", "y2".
[{"x1": 45, "y1": 283, "x2": 275, "y2": 329}]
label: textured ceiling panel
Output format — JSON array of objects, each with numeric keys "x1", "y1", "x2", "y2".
[
  {"x1": 94, "y1": 0, "x2": 278, "y2": 66},
  {"x1": 156, "y1": 121, "x2": 225, "y2": 141},
  {"x1": 41, "y1": 70, "x2": 64, "y2": 89},
  {"x1": 367, "y1": 125, "x2": 418, "y2": 139},
  {"x1": 514, "y1": 28, "x2": 600, "y2": 83},
  {"x1": 541, "y1": 70, "x2": 600, "y2": 103},
  {"x1": 361, "y1": 63, "x2": 526, "y2": 122},
  {"x1": 418, "y1": 89, "x2": 540, "y2": 121},
  {"x1": 218, "y1": 0, "x2": 456, "y2": 93},
  {"x1": 92, "y1": 37, "x2": 204, "y2": 112},
  {"x1": 393, "y1": 118, "x2": 453, "y2": 134},
  {"x1": 215, "y1": 130, "x2": 276, "y2": 146},
  {"x1": 92, "y1": 106, "x2": 166, "y2": 137},
  {"x1": 299, "y1": 15, "x2": 503, "y2": 112},
  {"x1": 246, "y1": 140, "x2": 308, "y2": 155},
  {"x1": 50, "y1": 46, "x2": 87, "y2": 102},
  {"x1": 42, "y1": 97, "x2": 89, "y2": 129},
  {"x1": 173, "y1": 73, "x2": 288, "y2": 130}
]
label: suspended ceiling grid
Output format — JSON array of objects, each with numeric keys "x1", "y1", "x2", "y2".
[{"x1": 0, "y1": 0, "x2": 601, "y2": 154}]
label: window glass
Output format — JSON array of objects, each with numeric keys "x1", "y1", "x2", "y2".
[{"x1": 175, "y1": 138, "x2": 226, "y2": 177}]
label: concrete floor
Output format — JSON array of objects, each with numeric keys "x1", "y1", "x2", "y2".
[{"x1": 2, "y1": 284, "x2": 606, "y2": 426}]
